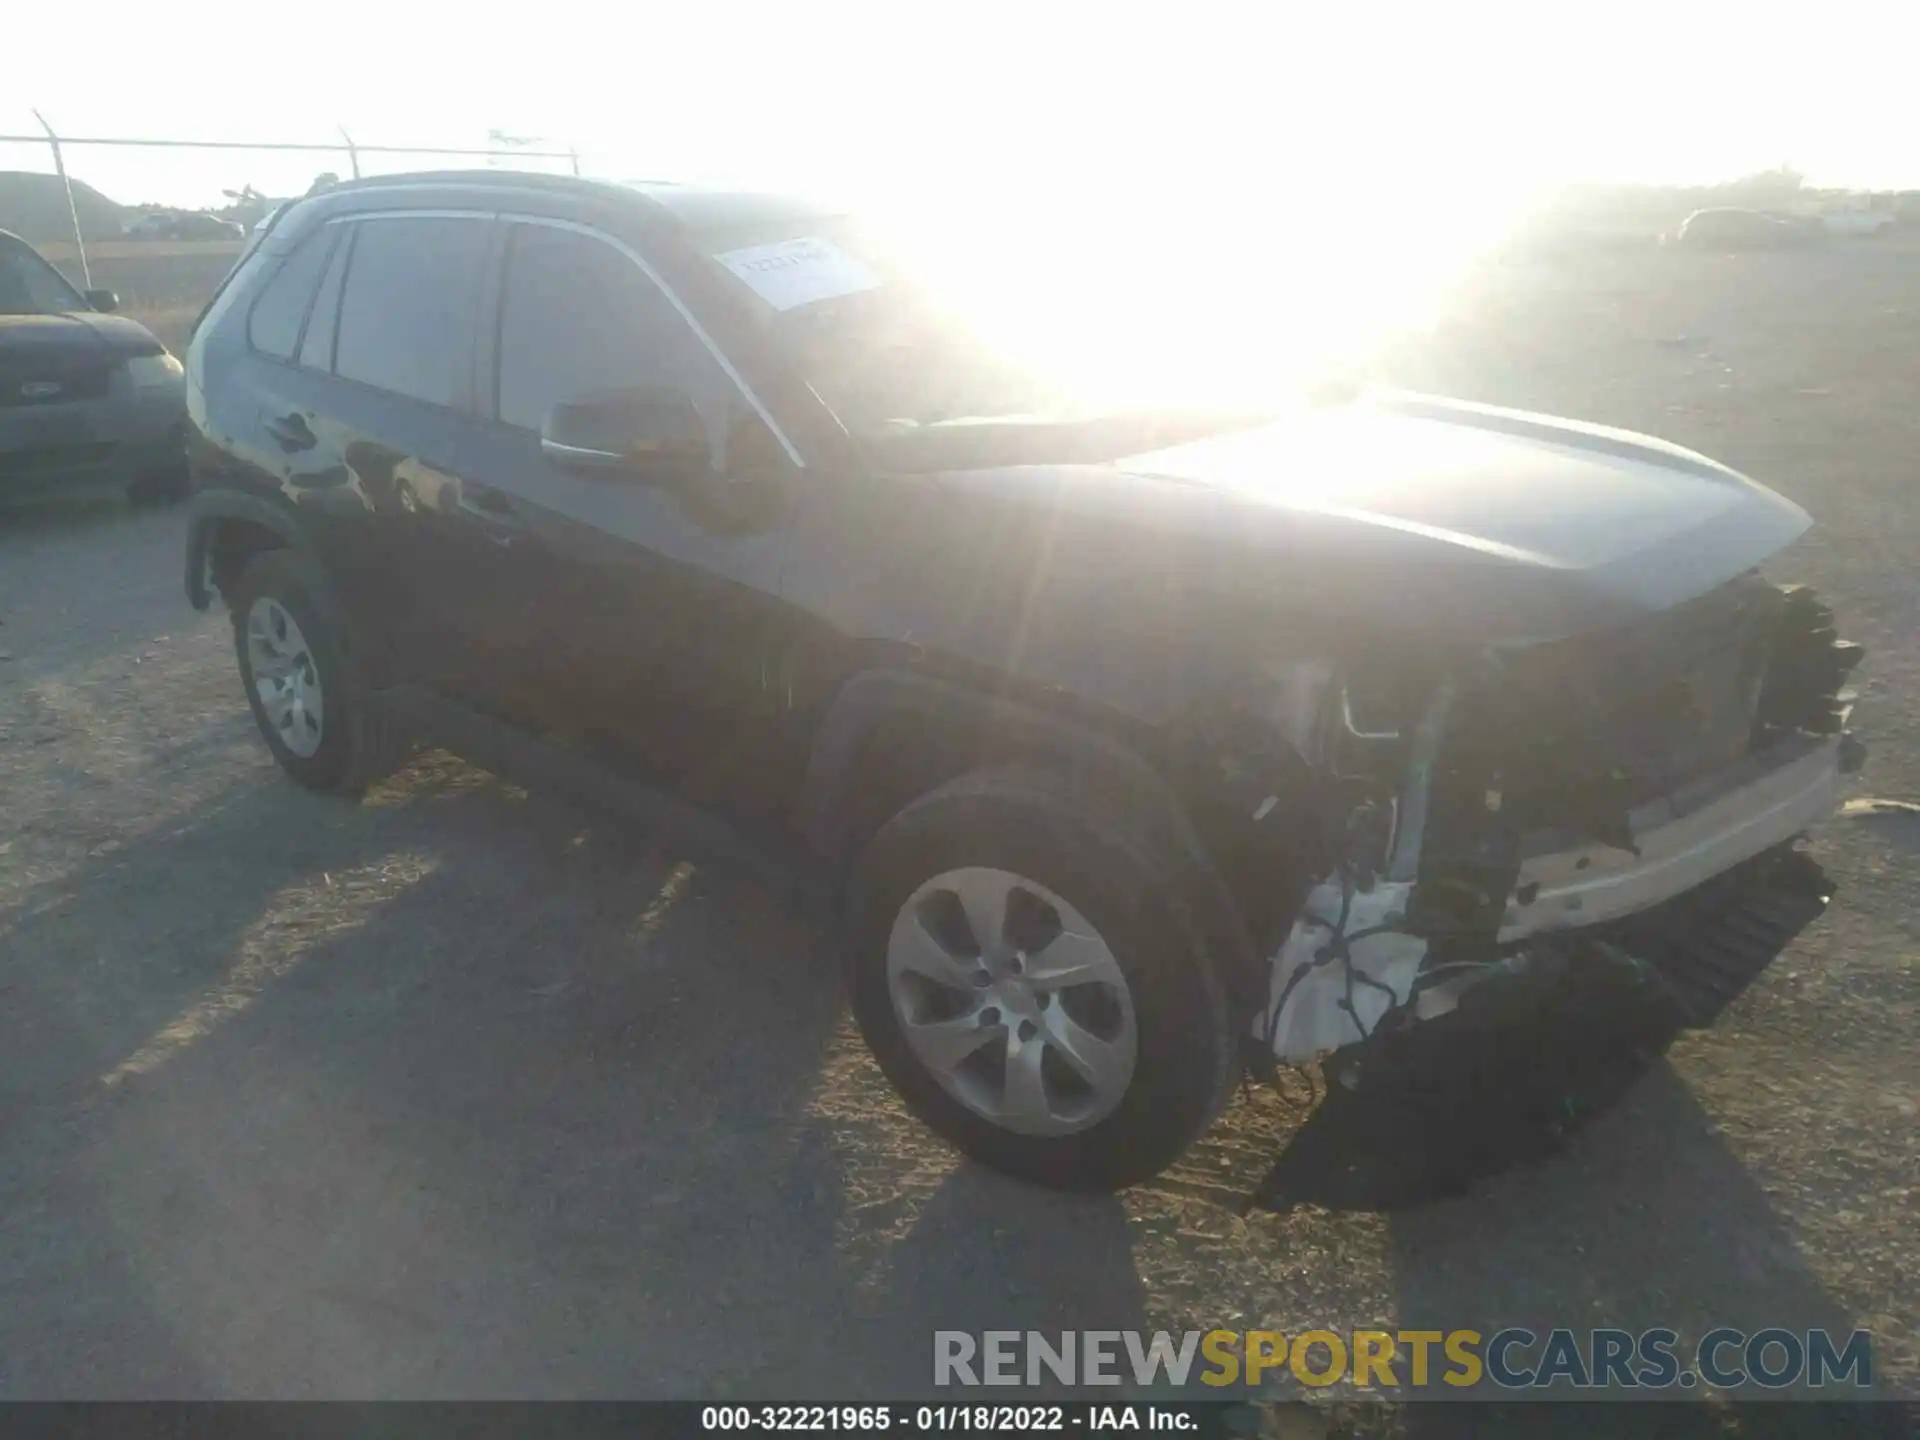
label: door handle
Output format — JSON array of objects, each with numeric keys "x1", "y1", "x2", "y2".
[{"x1": 264, "y1": 411, "x2": 316, "y2": 454}]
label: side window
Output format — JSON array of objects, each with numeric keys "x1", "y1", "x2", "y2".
[
  {"x1": 246, "y1": 229, "x2": 336, "y2": 361},
  {"x1": 494, "y1": 223, "x2": 759, "y2": 466},
  {"x1": 333, "y1": 216, "x2": 489, "y2": 408},
  {"x1": 297, "y1": 224, "x2": 352, "y2": 372}
]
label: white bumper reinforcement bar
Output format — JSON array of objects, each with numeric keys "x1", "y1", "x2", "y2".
[{"x1": 1498, "y1": 732, "x2": 1850, "y2": 942}]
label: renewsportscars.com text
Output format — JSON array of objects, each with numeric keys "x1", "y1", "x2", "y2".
[{"x1": 934, "y1": 1328, "x2": 1873, "y2": 1392}]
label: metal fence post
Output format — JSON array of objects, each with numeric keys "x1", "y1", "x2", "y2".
[
  {"x1": 31, "y1": 108, "x2": 92, "y2": 287},
  {"x1": 339, "y1": 127, "x2": 361, "y2": 179},
  {"x1": 570, "y1": 148, "x2": 582, "y2": 177}
]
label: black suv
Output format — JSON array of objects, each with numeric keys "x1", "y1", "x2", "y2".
[{"x1": 185, "y1": 172, "x2": 1862, "y2": 1190}]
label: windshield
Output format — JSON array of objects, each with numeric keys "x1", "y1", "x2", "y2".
[
  {"x1": 0, "y1": 240, "x2": 87, "y2": 316},
  {"x1": 706, "y1": 218, "x2": 1077, "y2": 436}
]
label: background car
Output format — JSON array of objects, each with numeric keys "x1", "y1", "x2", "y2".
[
  {"x1": 125, "y1": 210, "x2": 245, "y2": 242},
  {"x1": 122, "y1": 212, "x2": 177, "y2": 240},
  {"x1": 1675, "y1": 207, "x2": 1821, "y2": 249},
  {"x1": 1, "y1": 227, "x2": 189, "y2": 506}
]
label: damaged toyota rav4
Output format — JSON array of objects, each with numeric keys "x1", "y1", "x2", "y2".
[{"x1": 184, "y1": 173, "x2": 1864, "y2": 1191}]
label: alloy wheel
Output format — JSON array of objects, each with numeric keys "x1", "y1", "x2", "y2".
[
  {"x1": 245, "y1": 596, "x2": 325, "y2": 759},
  {"x1": 885, "y1": 866, "x2": 1138, "y2": 1136}
]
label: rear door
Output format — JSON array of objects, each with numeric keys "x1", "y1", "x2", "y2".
[{"x1": 295, "y1": 211, "x2": 497, "y2": 692}]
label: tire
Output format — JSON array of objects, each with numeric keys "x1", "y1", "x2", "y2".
[
  {"x1": 228, "y1": 549, "x2": 406, "y2": 795},
  {"x1": 847, "y1": 765, "x2": 1240, "y2": 1191}
]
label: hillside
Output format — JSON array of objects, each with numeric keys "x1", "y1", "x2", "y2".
[{"x1": 0, "y1": 171, "x2": 125, "y2": 245}]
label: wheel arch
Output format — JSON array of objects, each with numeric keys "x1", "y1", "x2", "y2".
[
  {"x1": 797, "y1": 668, "x2": 1276, "y2": 1019},
  {"x1": 185, "y1": 488, "x2": 308, "y2": 611}
]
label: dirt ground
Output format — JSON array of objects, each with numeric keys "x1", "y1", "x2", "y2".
[{"x1": 2, "y1": 236, "x2": 1916, "y2": 1421}]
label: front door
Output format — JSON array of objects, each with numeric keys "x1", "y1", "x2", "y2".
[{"x1": 436, "y1": 218, "x2": 802, "y2": 815}]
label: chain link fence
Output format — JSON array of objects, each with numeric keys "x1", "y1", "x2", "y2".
[{"x1": 0, "y1": 112, "x2": 581, "y2": 285}]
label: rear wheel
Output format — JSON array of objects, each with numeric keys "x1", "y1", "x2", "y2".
[
  {"x1": 229, "y1": 550, "x2": 405, "y2": 794},
  {"x1": 848, "y1": 766, "x2": 1239, "y2": 1190}
]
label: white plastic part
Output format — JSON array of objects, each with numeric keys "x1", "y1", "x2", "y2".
[{"x1": 1263, "y1": 878, "x2": 1428, "y2": 1063}]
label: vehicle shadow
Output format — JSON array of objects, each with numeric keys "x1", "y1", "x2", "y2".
[
  {"x1": 0, "y1": 752, "x2": 1151, "y2": 1398},
  {"x1": 832, "y1": 1164, "x2": 1146, "y2": 1397},
  {"x1": 1385, "y1": 1058, "x2": 1867, "y2": 1382},
  {"x1": 0, "y1": 761, "x2": 528, "y2": 1397},
  {"x1": 0, "y1": 745, "x2": 1876, "y2": 1405},
  {"x1": 1230, "y1": 874, "x2": 1878, "y2": 1423}
]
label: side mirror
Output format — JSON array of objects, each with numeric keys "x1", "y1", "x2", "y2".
[
  {"x1": 85, "y1": 289, "x2": 119, "y2": 313},
  {"x1": 540, "y1": 387, "x2": 710, "y2": 482}
]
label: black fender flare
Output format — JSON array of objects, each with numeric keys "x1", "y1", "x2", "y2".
[
  {"x1": 184, "y1": 488, "x2": 307, "y2": 610},
  {"x1": 797, "y1": 669, "x2": 1266, "y2": 1017}
]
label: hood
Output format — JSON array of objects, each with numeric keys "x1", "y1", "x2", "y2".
[
  {"x1": 924, "y1": 394, "x2": 1811, "y2": 648},
  {"x1": 0, "y1": 311, "x2": 166, "y2": 359}
]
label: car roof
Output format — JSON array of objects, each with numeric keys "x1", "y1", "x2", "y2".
[{"x1": 312, "y1": 169, "x2": 835, "y2": 235}]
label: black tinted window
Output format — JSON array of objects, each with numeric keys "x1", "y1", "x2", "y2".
[
  {"x1": 0, "y1": 241, "x2": 85, "y2": 314},
  {"x1": 496, "y1": 225, "x2": 736, "y2": 442},
  {"x1": 246, "y1": 229, "x2": 335, "y2": 360},
  {"x1": 334, "y1": 217, "x2": 488, "y2": 407},
  {"x1": 298, "y1": 225, "x2": 351, "y2": 371}
]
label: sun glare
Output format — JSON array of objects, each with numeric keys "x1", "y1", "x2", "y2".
[{"x1": 850, "y1": 167, "x2": 1520, "y2": 414}]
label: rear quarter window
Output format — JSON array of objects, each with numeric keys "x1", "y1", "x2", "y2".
[
  {"x1": 246, "y1": 229, "x2": 338, "y2": 361},
  {"x1": 297, "y1": 226, "x2": 353, "y2": 371}
]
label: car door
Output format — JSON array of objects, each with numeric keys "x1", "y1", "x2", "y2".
[
  {"x1": 297, "y1": 211, "x2": 500, "y2": 696},
  {"x1": 434, "y1": 217, "x2": 802, "y2": 813}
]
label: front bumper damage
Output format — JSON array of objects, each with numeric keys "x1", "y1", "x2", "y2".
[
  {"x1": 1498, "y1": 731, "x2": 1849, "y2": 941},
  {"x1": 1256, "y1": 580, "x2": 1863, "y2": 1067}
]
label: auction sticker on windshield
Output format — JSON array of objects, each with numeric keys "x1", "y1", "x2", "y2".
[{"x1": 718, "y1": 236, "x2": 881, "y2": 311}]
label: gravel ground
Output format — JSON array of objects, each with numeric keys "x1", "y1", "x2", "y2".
[{"x1": 1, "y1": 238, "x2": 1915, "y2": 1423}]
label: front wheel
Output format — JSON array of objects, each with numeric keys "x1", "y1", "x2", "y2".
[{"x1": 847, "y1": 766, "x2": 1240, "y2": 1191}]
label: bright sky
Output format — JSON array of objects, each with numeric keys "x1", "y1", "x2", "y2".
[{"x1": 8, "y1": 0, "x2": 1913, "y2": 398}]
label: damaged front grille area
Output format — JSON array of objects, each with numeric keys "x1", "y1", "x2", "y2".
[
  {"x1": 1442, "y1": 572, "x2": 1782, "y2": 829},
  {"x1": 1406, "y1": 572, "x2": 1856, "y2": 937},
  {"x1": 1256, "y1": 575, "x2": 1861, "y2": 1068},
  {"x1": 1757, "y1": 585, "x2": 1864, "y2": 736}
]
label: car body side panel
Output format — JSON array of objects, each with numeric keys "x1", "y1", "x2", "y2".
[
  {"x1": 772, "y1": 463, "x2": 1241, "y2": 742},
  {"x1": 433, "y1": 427, "x2": 801, "y2": 808},
  {"x1": 187, "y1": 230, "x2": 475, "y2": 689}
]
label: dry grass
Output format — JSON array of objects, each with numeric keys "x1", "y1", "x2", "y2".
[{"x1": 42, "y1": 241, "x2": 239, "y2": 352}]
